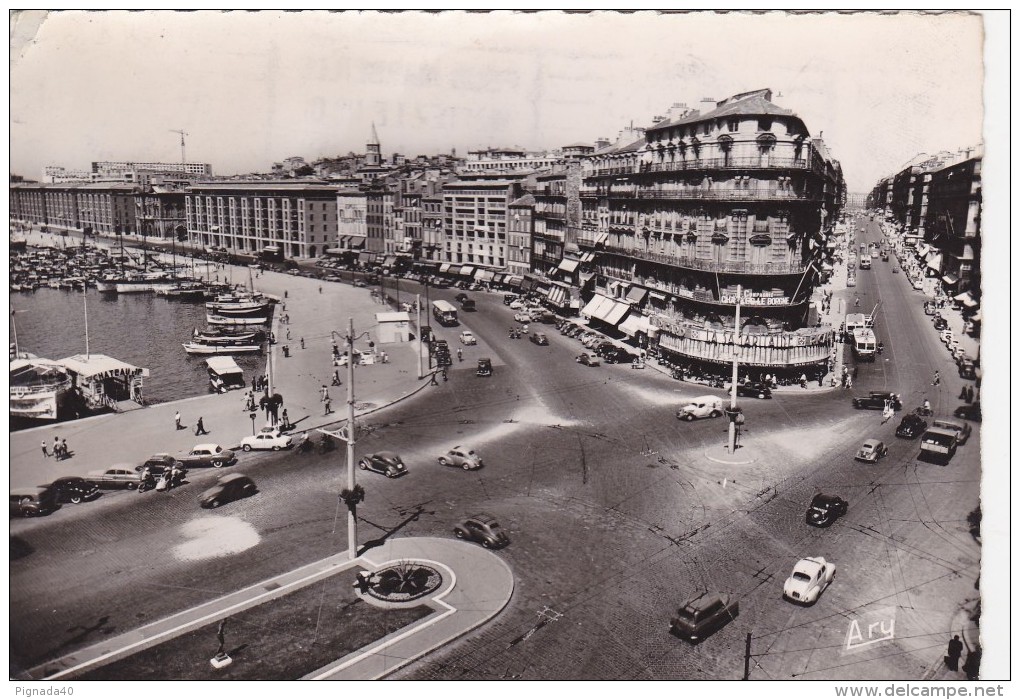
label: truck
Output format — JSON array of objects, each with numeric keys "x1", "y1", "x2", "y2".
[{"x1": 919, "y1": 426, "x2": 958, "y2": 463}]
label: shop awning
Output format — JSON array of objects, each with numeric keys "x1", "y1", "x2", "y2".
[
  {"x1": 581, "y1": 294, "x2": 614, "y2": 320},
  {"x1": 603, "y1": 301, "x2": 631, "y2": 326},
  {"x1": 492, "y1": 273, "x2": 506, "y2": 284},
  {"x1": 557, "y1": 258, "x2": 580, "y2": 273},
  {"x1": 358, "y1": 252, "x2": 374, "y2": 262},
  {"x1": 475, "y1": 269, "x2": 494, "y2": 281},
  {"x1": 506, "y1": 275, "x2": 524, "y2": 288},
  {"x1": 578, "y1": 271, "x2": 595, "y2": 286},
  {"x1": 626, "y1": 286, "x2": 648, "y2": 304},
  {"x1": 648, "y1": 290, "x2": 668, "y2": 301},
  {"x1": 954, "y1": 291, "x2": 978, "y2": 307},
  {"x1": 382, "y1": 256, "x2": 397, "y2": 268},
  {"x1": 926, "y1": 253, "x2": 943, "y2": 272},
  {"x1": 579, "y1": 251, "x2": 595, "y2": 263},
  {"x1": 917, "y1": 243, "x2": 930, "y2": 257},
  {"x1": 959, "y1": 244, "x2": 975, "y2": 261},
  {"x1": 460, "y1": 265, "x2": 475, "y2": 277},
  {"x1": 941, "y1": 274, "x2": 959, "y2": 286},
  {"x1": 546, "y1": 284, "x2": 568, "y2": 307},
  {"x1": 439, "y1": 263, "x2": 452, "y2": 273},
  {"x1": 618, "y1": 314, "x2": 643, "y2": 337}
]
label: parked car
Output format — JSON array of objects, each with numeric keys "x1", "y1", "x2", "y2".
[
  {"x1": 514, "y1": 312, "x2": 532, "y2": 323},
  {"x1": 593, "y1": 342, "x2": 617, "y2": 357},
  {"x1": 734, "y1": 382, "x2": 773, "y2": 399},
  {"x1": 931, "y1": 418, "x2": 972, "y2": 446},
  {"x1": 200, "y1": 474, "x2": 257, "y2": 508},
  {"x1": 476, "y1": 357, "x2": 492, "y2": 377},
  {"x1": 852, "y1": 391, "x2": 902, "y2": 410},
  {"x1": 44, "y1": 476, "x2": 101, "y2": 504},
  {"x1": 358, "y1": 451, "x2": 408, "y2": 478},
  {"x1": 240, "y1": 432, "x2": 292, "y2": 452},
  {"x1": 933, "y1": 316, "x2": 949, "y2": 330},
  {"x1": 783, "y1": 557, "x2": 836, "y2": 604},
  {"x1": 669, "y1": 592, "x2": 739, "y2": 643},
  {"x1": 177, "y1": 444, "x2": 236, "y2": 468},
  {"x1": 805, "y1": 493, "x2": 848, "y2": 528},
  {"x1": 11, "y1": 486, "x2": 59, "y2": 517},
  {"x1": 895, "y1": 413, "x2": 928, "y2": 439},
  {"x1": 509, "y1": 298, "x2": 527, "y2": 310},
  {"x1": 87, "y1": 465, "x2": 143, "y2": 490},
  {"x1": 138, "y1": 453, "x2": 184, "y2": 473},
  {"x1": 676, "y1": 395, "x2": 725, "y2": 421},
  {"x1": 576, "y1": 352, "x2": 601, "y2": 367},
  {"x1": 953, "y1": 403, "x2": 981, "y2": 422},
  {"x1": 529, "y1": 332, "x2": 549, "y2": 346},
  {"x1": 439, "y1": 445, "x2": 484, "y2": 470},
  {"x1": 603, "y1": 347, "x2": 637, "y2": 365},
  {"x1": 459, "y1": 331, "x2": 477, "y2": 346},
  {"x1": 453, "y1": 513, "x2": 509, "y2": 548},
  {"x1": 855, "y1": 439, "x2": 888, "y2": 463},
  {"x1": 503, "y1": 294, "x2": 518, "y2": 306}
]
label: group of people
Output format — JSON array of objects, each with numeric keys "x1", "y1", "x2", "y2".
[
  {"x1": 252, "y1": 374, "x2": 270, "y2": 393},
  {"x1": 41, "y1": 436, "x2": 70, "y2": 460},
  {"x1": 139, "y1": 464, "x2": 185, "y2": 492}
]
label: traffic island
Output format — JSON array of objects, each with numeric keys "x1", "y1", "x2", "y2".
[{"x1": 703, "y1": 440, "x2": 758, "y2": 465}]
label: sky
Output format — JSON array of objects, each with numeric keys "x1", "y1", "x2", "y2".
[{"x1": 9, "y1": 10, "x2": 991, "y2": 192}]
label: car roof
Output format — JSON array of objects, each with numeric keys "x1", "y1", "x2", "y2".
[
  {"x1": 862, "y1": 439, "x2": 882, "y2": 447},
  {"x1": 679, "y1": 591, "x2": 727, "y2": 611},
  {"x1": 811, "y1": 493, "x2": 839, "y2": 505},
  {"x1": 193, "y1": 443, "x2": 223, "y2": 452},
  {"x1": 795, "y1": 558, "x2": 825, "y2": 574},
  {"x1": 375, "y1": 451, "x2": 400, "y2": 460},
  {"x1": 932, "y1": 419, "x2": 965, "y2": 430},
  {"x1": 467, "y1": 513, "x2": 499, "y2": 524},
  {"x1": 218, "y1": 473, "x2": 250, "y2": 484},
  {"x1": 12, "y1": 486, "x2": 52, "y2": 496}
]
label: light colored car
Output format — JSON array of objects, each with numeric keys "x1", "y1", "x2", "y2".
[
  {"x1": 514, "y1": 312, "x2": 532, "y2": 323},
  {"x1": 576, "y1": 352, "x2": 601, "y2": 366},
  {"x1": 438, "y1": 445, "x2": 483, "y2": 470},
  {"x1": 854, "y1": 439, "x2": 888, "y2": 463},
  {"x1": 87, "y1": 465, "x2": 143, "y2": 490},
  {"x1": 911, "y1": 278, "x2": 924, "y2": 290},
  {"x1": 931, "y1": 419, "x2": 972, "y2": 446},
  {"x1": 240, "y1": 433, "x2": 292, "y2": 452},
  {"x1": 358, "y1": 451, "x2": 407, "y2": 478},
  {"x1": 459, "y1": 331, "x2": 477, "y2": 346},
  {"x1": 676, "y1": 395, "x2": 725, "y2": 421},
  {"x1": 783, "y1": 556, "x2": 836, "y2": 604},
  {"x1": 177, "y1": 444, "x2": 235, "y2": 468},
  {"x1": 940, "y1": 330, "x2": 955, "y2": 345},
  {"x1": 509, "y1": 299, "x2": 527, "y2": 310}
]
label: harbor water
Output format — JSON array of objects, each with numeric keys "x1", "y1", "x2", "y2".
[{"x1": 10, "y1": 288, "x2": 269, "y2": 408}]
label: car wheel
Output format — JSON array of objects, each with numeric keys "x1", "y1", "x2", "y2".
[
  {"x1": 126, "y1": 483, "x2": 137, "y2": 490},
  {"x1": 462, "y1": 463, "x2": 471, "y2": 470},
  {"x1": 481, "y1": 539, "x2": 492, "y2": 549},
  {"x1": 243, "y1": 444, "x2": 252, "y2": 452},
  {"x1": 70, "y1": 495, "x2": 82, "y2": 504},
  {"x1": 211, "y1": 460, "x2": 224, "y2": 468},
  {"x1": 684, "y1": 413, "x2": 695, "y2": 422},
  {"x1": 359, "y1": 461, "x2": 368, "y2": 470},
  {"x1": 211, "y1": 499, "x2": 220, "y2": 508},
  {"x1": 272, "y1": 445, "x2": 281, "y2": 451},
  {"x1": 709, "y1": 410, "x2": 720, "y2": 418},
  {"x1": 454, "y1": 529, "x2": 465, "y2": 539},
  {"x1": 438, "y1": 457, "x2": 448, "y2": 466},
  {"x1": 758, "y1": 393, "x2": 766, "y2": 399}
]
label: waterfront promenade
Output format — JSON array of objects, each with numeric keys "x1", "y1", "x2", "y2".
[{"x1": 11, "y1": 232, "x2": 433, "y2": 488}]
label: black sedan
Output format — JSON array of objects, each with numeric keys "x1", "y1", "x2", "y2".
[
  {"x1": 358, "y1": 451, "x2": 408, "y2": 478},
  {"x1": 895, "y1": 413, "x2": 928, "y2": 439},
  {"x1": 199, "y1": 474, "x2": 257, "y2": 508},
  {"x1": 453, "y1": 513, "x2": 510, "y2": 549},
  {"x1": 529, "y1": 332, "x2": 549, "y2": 346},
  {"x1": 805, "y1": 493, "x2": 848, "y2": 528},
  {"x1": 852, "y1": 391, "x2": 902, "y2": 410},
  {"x1": 44, "y1": 476, "x2": 101, "y2": 505},
  {"x1": 735, "y1": 382, "x2": 773, "y2": 399}
]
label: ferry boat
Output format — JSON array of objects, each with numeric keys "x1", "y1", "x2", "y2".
[{"x1": 10, "y1": 354, "x2": 73, "y2": 422}]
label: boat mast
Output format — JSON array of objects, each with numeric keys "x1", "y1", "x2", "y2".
[
  {"x1": 11, "y1": 310, "x2": 19, "y2": 356},
  {"x1": 83, "y1": 285, "x2": 90, "y2": 358}
]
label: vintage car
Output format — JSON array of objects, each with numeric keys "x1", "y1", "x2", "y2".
[
  {"x1": 176, "y1": 444, "x2": 236, "y2": 468},
  {"x1": 575, "y1": 352, "x2": 601, "y2": 367},
  {"x1": 239, "y1": 433, "x2": 292, "y2": 452},
  {"x1": 529, "y1": 332, "x2": 549, "y2": 346},
  {"x1": 358, "y1": 451, "x2": 408, "y2": 478},
  {"x1": 45, "y1": 476, "x2": 101, "y2": 505},
  {"x1": 199, "y1": 474, "x2": 257, "y2": 508},
  {"x1": 87, "y1": 465, "x2": 143, "y2": 490},
  {"x1": 459, "y1": 331, "x2": 477, "y2": 346},
  {"x1": 438, "y1": 445, "x2": 484, "y2": 470},
  {"x1": 783, "y1": 557, "x2": 836, "y2": 604},
  {"x1": 733, "y1": 382, "x2": 773, "y2": 399},
  {"x1": 669, "y1": 592, "x2": 739, "y2": 643},
  {"x1": 453, "y1": 513, "x2": 510, "y2": 549},
  {"x1": 855, "y1": 439, "x2": 889, "y2": 463},
  {"x1": 676, "y1": 395, "x2": 725, "y2": 421},
  {"x1": 805, "y1": 493, "x2": 848, "y2": 528},
  {"x1": 476, "y1": 357, "x2": 492, "y2": 377},
  {"x1": 852, "y1": 391, "x2": 902, "y2": 410},
  {"x1": 895, "y1": 413, "x2": 928, "y2": 439}
]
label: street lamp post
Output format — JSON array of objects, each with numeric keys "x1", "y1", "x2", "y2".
[{"x1": 728, "y1": 285, "x2": 742, "y2": 454}]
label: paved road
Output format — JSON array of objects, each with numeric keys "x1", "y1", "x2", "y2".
[{"x1": 10, "y1": 216, "x2": 982, "y2": 680}]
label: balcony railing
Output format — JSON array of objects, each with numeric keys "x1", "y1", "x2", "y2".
[
  {"x1": 603, "y1": 243, "x2": 808, "y2": 275},
  {"x1": 637, "y1": 156, "x2": 817, "y2": 174},
  {"x1": 607, "y1": 187, "x2": 818, "y2": 202}
]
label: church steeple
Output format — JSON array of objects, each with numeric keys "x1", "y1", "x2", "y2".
[{"x1": 365, "y1": 123, "x2": 381, "y2": 167}]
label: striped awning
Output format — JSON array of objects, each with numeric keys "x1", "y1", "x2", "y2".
[
  {"x1": 460, "y1": 265, "x2": 475, "y2": 277},
  {"x1": 546, "y1": 284, "x2": 568, "y2": 307}
]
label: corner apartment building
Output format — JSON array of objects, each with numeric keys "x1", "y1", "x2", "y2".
[
  {"x1": 919, "y1": 149, "x2": 982, "y2": 300},
  {"x1": 10, "y1": 182, "x2": 140, "y2": 235},
  {"x1": 581, "y1": 88, "x2": 844, "y2": 375},
  {"x1": 336, "y1": 188, "x2": 368, "y2": 252},
  {"x1": 185, "y1": 182, "x2": 337, "y2": 258}
]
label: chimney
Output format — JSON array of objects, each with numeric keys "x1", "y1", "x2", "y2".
[
  {"x1": 699, "y1": 97, "x2": 717, "y2": 115},
  {"x1": 595, "y1": 137, "x2": 611, "y2": 150}
]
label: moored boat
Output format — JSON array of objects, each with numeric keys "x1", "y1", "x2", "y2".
[
  {"x1": 183, "y1": 342, "x2": 262, "y2": 355},
  {"x1": 207, "y1": 313, "x2": 268, "y2": 326}
]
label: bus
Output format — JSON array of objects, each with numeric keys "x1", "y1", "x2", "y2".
[
  {"x1": 851, "y1": 328, "x2": 878, "y2": 362},
  {"x1": 859, "y1": 255, "x2": 872, "y2": 270},
  {"x1": 432, "y1": 300, "x2": 459, "y2": 326}
]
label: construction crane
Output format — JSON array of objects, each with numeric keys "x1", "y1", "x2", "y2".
[{"x1": 169, "y1": 129, "x2": 188, "y2": 166}]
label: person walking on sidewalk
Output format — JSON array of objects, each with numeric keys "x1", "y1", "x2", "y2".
[
  {"x1": 195, "y1": 416, "x2": 209, "y2": 436},
  {"x1": 332, "y1": 370, "x2": 342, "y2": 386},
  {"x1": 321, "y1": 384, "x2": 329, "y2": 402},
  {"x1": 41, "y1": 441, "x2": 49, "y2": 459},
  {"x1": 946, "y1": 635, "x2": 964, "y2": 672},
  {"x1": 933, "y1": 370, "x2": 941, "y2": 387},
  {"x1": 324, "y1": 397, "x2": 333, "y2": 415},
  {"x1": 300, "y1": 337, "x2": 305, "y2": 350},
  {"x1": 175, "y1": 410, "x2": 184, "y2": 431}
]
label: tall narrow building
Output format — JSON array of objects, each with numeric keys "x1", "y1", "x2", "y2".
[
  {"x1": 580, "y1": 89, "x2": 844, "y2": 378},
  {"x1": 365, "y1": 123, "x2": 382, "y2": 167}
]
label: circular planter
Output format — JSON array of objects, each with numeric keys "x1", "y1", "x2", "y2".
[{"x1": 364, "y1": 562, "x2": 443, "y2": 603}]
